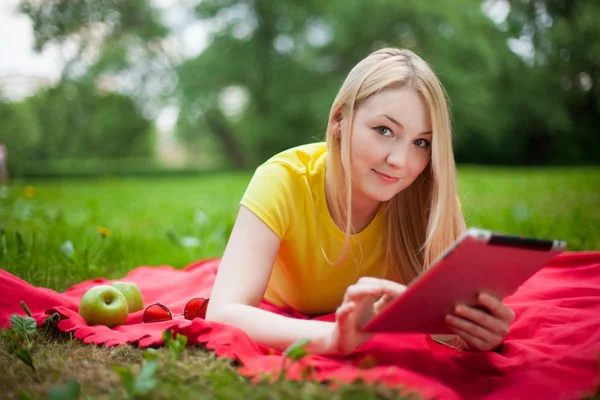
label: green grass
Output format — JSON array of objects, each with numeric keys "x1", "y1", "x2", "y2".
[
  {"x1": 458, "y1": 166, "x2": 600, "y2": 250},
  {"x1": 0, "y1": 167, "x2": 599, "y2": 399},
  {"x1": 0, "y1": 173, "x2": 250, "y2": 291}
]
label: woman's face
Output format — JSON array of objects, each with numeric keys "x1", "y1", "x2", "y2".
[{"x1": 339, "y1": 87, "x2": 432, "y2": 211}]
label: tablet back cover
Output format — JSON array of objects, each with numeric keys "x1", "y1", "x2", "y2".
[{"x1": 364, "y1": 232, "x2": 564, "y2": 333}]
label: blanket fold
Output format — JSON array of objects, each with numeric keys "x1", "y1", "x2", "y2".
[{"x1": 1, "y1": 253, "x2": 599, "y2": 400}]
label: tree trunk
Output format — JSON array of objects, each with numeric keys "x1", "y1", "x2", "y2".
[{"x1": 204, "y1": 110, "x2": 247, "y2": 169}]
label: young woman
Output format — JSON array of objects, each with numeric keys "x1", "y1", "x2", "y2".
[{"x1": 206, "y1": 48, "x2": 515, "y2": 355}]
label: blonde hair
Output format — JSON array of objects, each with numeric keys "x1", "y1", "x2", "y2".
[{"x1": 324, "y1": 48, "x2": 464, "y2": 283}]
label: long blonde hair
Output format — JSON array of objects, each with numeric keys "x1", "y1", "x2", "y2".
[{"x1": 325, "y1": 48, "x2": 464, "y2": 284}]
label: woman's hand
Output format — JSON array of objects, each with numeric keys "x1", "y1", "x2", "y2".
[
  {"x1": 445, "y1": 293, "x2": 515, "y2": 352},
  {"x1": 326, "y1": 277, "x2": 407, "y2": 355}
]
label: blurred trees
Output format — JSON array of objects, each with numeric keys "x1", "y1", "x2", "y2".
[
  {"x1": 176, "y1": 0, "x2": 527, "y2": 165},
  {"x1": 19, "y1": 0, "x2": 171, "y2": 96},
  {"x1": 0, "y1": 0, "x2": 598, "y2": 175},
  {"x1": 177, "y1": 0, "x2": 599, "y2": 166},
  {"x1": 502, "y1": 0, "x2": 600, "y2": 164},
  {"x1": 0, "y1": 0, "x2": 168, "y2": 175},
  {"x1": 0, "y1": 82, "x2": 154, "y2": 175}
]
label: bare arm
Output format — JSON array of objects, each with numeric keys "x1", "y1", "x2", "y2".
[
  {"x1": 207, "y1": 206, "x2": 414, "y2": 355},
  {"x1": 206, "y1": 206, "x2": 335, "y2": 353}
]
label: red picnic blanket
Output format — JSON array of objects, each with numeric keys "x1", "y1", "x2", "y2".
[{"x1": 1, "y1": 252, "x2": 599, "y2": 400}]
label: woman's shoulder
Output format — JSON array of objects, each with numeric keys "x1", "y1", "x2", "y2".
[
  {"x1": 261, "y1": 142, "x2": 327, "y2": 177},
  {"x1": 242, "y1": 143, "x2": 326, "y2": 237}
]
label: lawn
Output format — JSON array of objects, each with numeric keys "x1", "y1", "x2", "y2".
[{"x1": 1, "y1": 167, "x2": 599, "y2": 399}]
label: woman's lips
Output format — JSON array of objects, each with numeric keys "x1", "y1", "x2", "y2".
[{"x1": 373, "y1": 169, "x2": 400, "y2": 183}]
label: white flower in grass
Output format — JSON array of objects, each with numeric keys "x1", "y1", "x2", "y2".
[
  {"x1": 180, "y1": 236, "x2": 201, "y2": 248},
  {"x1": 194, "y1": 210, "x2": 208, "y2": 226}
]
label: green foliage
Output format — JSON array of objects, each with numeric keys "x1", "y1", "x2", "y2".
[
  {"x1": 177, "y1": 0, "x2": 582, "y2": 167},
  {"x1": 10, "y1": 301, "x2": 37, "y2": 341},
  {"x1": 20, "y1": 300, "x2": 33, "y2": 318},
  {"x1": 17, "y1": 157, "x2": 181, "y2": 179},
  {"x1": 279, "y1": 338, "x2": 311, "y2": 381},
  {"x1": 162, "y1": 329, "x2": 189, "y2": 362},
  {"x1": 178, "y1": 0, "x2": 600, "y2": 166},
  {"x1": 19, "y1": 0, "x2": 167, "y2": 52},
  {"x1": 6, "y1": 301, "x2": 38, "y2": 377},
  {"x1": 45, "y1": 380, "x2": 81, "y2": 400},
  {"x1": 18, "y1": 0, "x2": 170, "y2": 93},
  {"x1": 0, "y1": 174, "x2": 248, "y2": 290},
  {"x1": 9, "y1": 315, "x2": 37, "y2": 336},
  {"x1": 43, "y1": 312, "x2": 61, "y2": 326},
  {"x1": 0, "y1": 169, "x2": 597, "y2": 295},
  {"x1": 283, "y1": 338, "x2": 310, "y2": 361},
  {"x1": 112, "y1": 330, "x2": 188, "y2": 398},
  {"x1": 114, "y1": 359, "x2": 159, "y2": 399},
  {"x1": 14, "y1": 348, "x2": 36, "y2": 372},
  {"x1": 14, "y1": 0, "x2": 174, "y2": 152},
  {"x1": 500, "y1": 0, "x2": 600, "y2": 164},
  {"x1": 142, "y1": 348, "x2": 160, "y2": 361},
  {"x1": 1, "y1": 0, "x2": 597, "y2": 172},
  {"x1": 24, "y1": 82, "x2": 155, "y2": 160},
  {"x1": 15, "y1": 231, "x2": 27, "y2": 257},
  {"x1": 0, "y1": 101, "x2": 41, "y2": 176},
  {"x1": 0, "y1": 81, "x2": 155, "y2": 177},
  {"x1": 60, "y1": 240, "x2": 75, "y2": 261}
]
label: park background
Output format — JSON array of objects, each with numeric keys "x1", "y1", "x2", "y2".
[
  {"x1": 0, "y1": 0, "x2": 599, "y2": 399},
  {"x1": 1, "y1": 0, "x2": 599, "y2": 175}
]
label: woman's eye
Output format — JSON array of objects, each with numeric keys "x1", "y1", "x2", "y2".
[
  {"x1": 375, "y1": 126, "x2": 392, "y2": 137},
  {"x1": 414, "y1": 138, "x2": 431, "y2": 148}
]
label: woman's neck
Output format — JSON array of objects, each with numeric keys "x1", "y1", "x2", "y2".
[{"x1": 325, "y1": 164, "x2": 381, "y2": 234}]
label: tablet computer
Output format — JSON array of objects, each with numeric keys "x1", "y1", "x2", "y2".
[{"x1": 363, "y1": 228, "x2": 567, "y2": 334}]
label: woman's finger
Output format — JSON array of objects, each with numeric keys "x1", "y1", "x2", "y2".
[
  {"x1": 333, "y1": 301, "x2": 373, "y2": 355},
  {"x1": 357, "y1": 277, "x2": 407, "y2": 297},
  {"x1": 373, "y1": 293, "x2": 395, "y2": 313},
  {"x1": 335, "y1": 302, "x2": 355, "y2": 333},
  {"x1": 447, "y1": 325, "x2": 490, "y2": 352},
  {"x1": 477, "y1": 293, "x2": 516, "y2": 324},
  {"x1": 336, "y1": 301, "x2": 364, "y2": 338},
  {"x1": 453, "y1": 304, "x2": 511, "y2": 338},
  {"x1": 445, "y1": 312, "x2": 500, "y2": 344},
  {"x1": 343, "y1": 283, "x2": 383, "y2": 303}
]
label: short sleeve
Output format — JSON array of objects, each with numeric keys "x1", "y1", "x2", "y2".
[{"x1": 240, "y1": 162, "x2": 303, "y2": 239}]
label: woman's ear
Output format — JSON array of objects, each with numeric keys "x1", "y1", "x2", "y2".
[
  {"x1": 332, "y1": 122, "x2": 341, "y2": 138},
  {"x1": 331, "y1": 106, "x2": 344, "y2": 137}
]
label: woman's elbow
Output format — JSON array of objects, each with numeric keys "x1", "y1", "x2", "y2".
[
  {"x1": 205, "y1": 302, "x2": 240, "y2": 323},
  {"x1": 205, "y1": 304, "x2": 224, "y2": 322}
]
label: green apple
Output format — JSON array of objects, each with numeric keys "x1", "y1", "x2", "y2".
[
  {"x1": 111, "y1": 281, "x2": 145, "y2": 313},
  {"x1": 79, "y1": 285, "x2": 129, "y2": 328}
]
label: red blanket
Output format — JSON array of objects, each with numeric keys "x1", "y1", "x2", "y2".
[{"x1": 1, "y1": 252, "x2": 599, "y2": 400}]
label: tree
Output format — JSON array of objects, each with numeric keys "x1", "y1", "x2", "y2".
[
  {"x1": 502, "y1": 0, "x2": 600, "y2": 164},
  {"x1": 13, "y1": 0, "x2": 599, "y2": 167},
  {"x1": 0, "y1": 101, "x2": 41, "y2": 175},
  {"x1": 0, "y1": 82, "x2": 154, "y2": 175},
  {"x1": 176, "y1": 0, "x2": 530, "y2": 167},
  {"x1": 18, "y1": 0, "x2": 174, "y2": 113}
]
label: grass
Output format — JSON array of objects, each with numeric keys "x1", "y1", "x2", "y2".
[{"x1": 0, "y1": 166, "x2": 599, "y2": 399}]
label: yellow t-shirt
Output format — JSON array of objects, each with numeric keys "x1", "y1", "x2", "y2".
[{"x1": 240, "y1": 142, "x2": 389, "y2": 316}]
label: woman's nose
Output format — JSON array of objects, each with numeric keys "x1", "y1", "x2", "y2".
[{"x1": 386, "y1": 142, "x2": 409, "y2": 169}]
